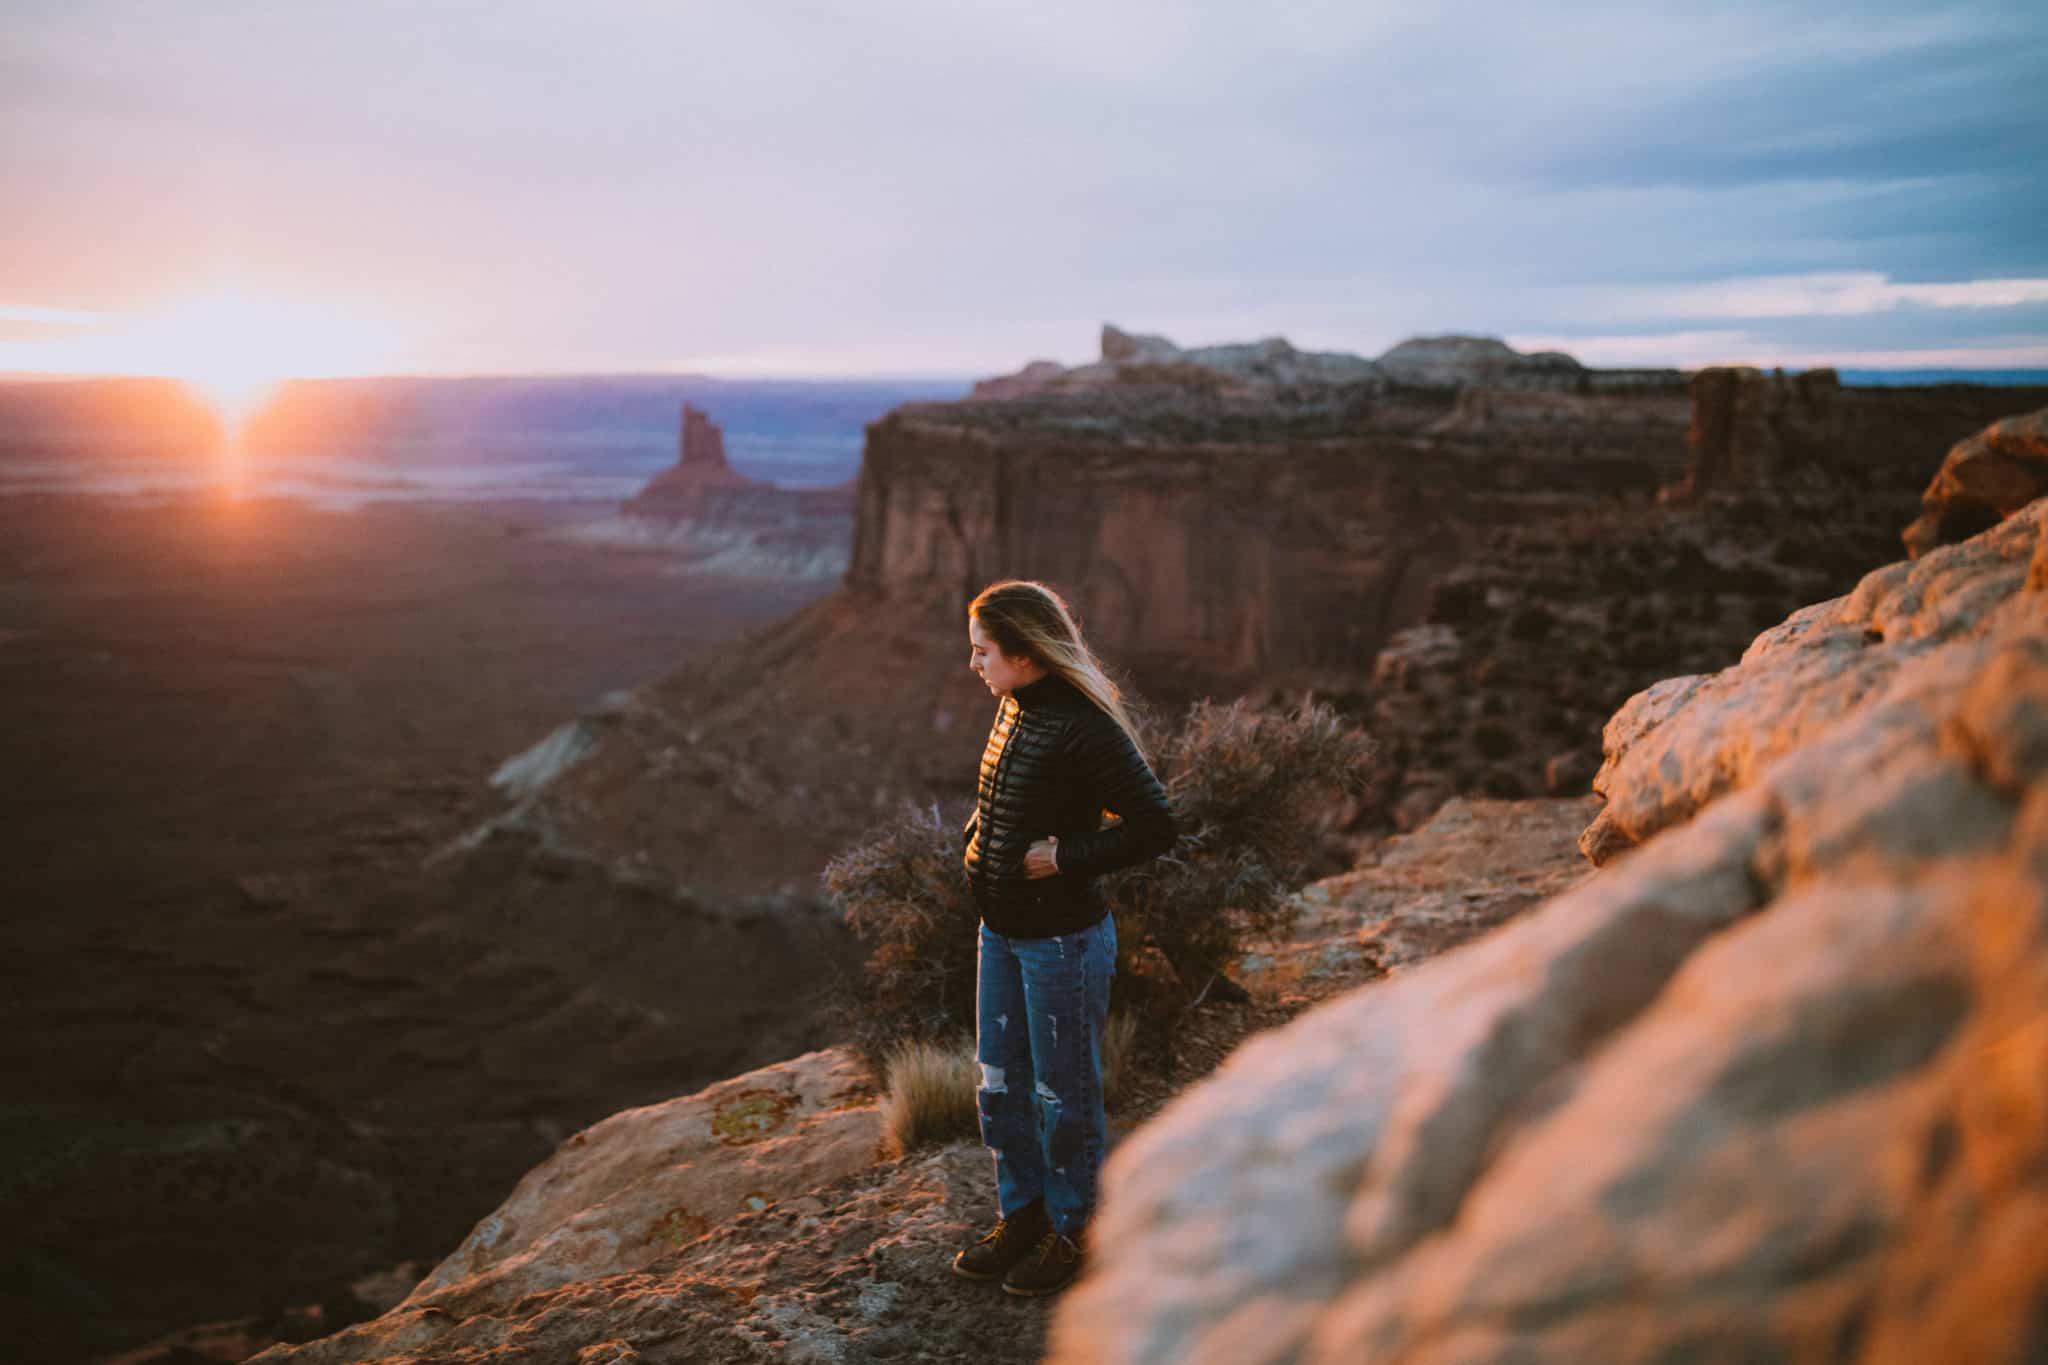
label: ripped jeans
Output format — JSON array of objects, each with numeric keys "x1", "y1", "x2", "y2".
[{"x1": 973, "y1": 914, "x2": 1117, "y2": 1238}]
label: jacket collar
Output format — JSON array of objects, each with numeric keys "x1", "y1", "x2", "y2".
[{"x1": 1010, "y1": 669, "x2": 1074, "y2": 714}]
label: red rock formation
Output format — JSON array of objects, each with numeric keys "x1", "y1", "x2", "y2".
[
  {"x1": 844, "y1": 385, "x2": 1693, "y2": 692},
  {"x1": 626, "y1": 402, "x2": 766, "y2": 519},
  {"x1": 621, "y1": 402, "x2": 859, "y2": 578}
]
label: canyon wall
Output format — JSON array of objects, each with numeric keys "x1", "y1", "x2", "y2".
[
  {"x1": 842, "y1": 371, "x2": 2048, "y2": 824},
  {"x1": 846, "y1": 381, "x2": 1693, "y2": 694}
]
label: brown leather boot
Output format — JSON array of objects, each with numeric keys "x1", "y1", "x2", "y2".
[
  {"x1": 1001, "y1": 1224, "x2": 1084, "y2": 1297},
  {"x1": 951, "y1": 1199, "x2": 1050, "y2": 1281}
]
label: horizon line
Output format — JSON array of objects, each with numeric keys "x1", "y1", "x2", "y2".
[
  {"x1": 5, "y1": 362, "x2": 2048, "y2": 387},
  {"x1": 0, "y1": 367, "x2": 990, "y2": 385}
]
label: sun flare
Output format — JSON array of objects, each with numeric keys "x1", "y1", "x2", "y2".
[
  {"x1": 6, "y1": 285, "x2": 407, "y2": 451},
  {"x1": 148, "y1": 290, "x2": 350, "y2": 439}
]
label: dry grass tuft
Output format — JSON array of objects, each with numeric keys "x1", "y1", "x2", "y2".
[
  {"x1": 880, "y1": 1010, "x2": 1146, "y2": 1158},
  {"x1": 879, "y1": 1034, "x2": 980, "y2": 1158},
  {"x1": 1100, "y1": 1007, "x2": 1137, "y2": 1104}
]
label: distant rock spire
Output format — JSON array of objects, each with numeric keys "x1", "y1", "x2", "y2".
[
  {"x1": 678, "y1": 402, "x2": 741, "y2": 478},
  {"x1": 624, "y1": 402, "x2": 764, "y2": 518}
]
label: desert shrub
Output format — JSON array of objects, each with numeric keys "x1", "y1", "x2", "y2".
[
  {"x1": 821, "y1": 801, "x2": 982, "y2": 1077},
  {"x1": 822, "y1": 696, "x2": 1376, "y2": 1080},
  {"x1": 1115, "y1": 696, "x2": 1376, "y2": 1031}
]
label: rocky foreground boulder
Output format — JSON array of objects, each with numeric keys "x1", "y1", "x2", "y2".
[{"x1": 1048, "y1": 501, "x2": 2048, "y2": 1360}]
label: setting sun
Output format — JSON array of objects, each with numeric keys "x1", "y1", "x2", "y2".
[
  {"x1": 0, "y1": 284, "x2": 405, "y2": 444},
  {"x1": 142, "y1": 290, "x2": 398, "y2": 439}
]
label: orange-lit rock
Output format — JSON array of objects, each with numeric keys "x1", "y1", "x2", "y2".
[
  {"x1": 249, "y1": 1048, "x2": 882, "y2": 1362},
  {"x1": 1903, "y1": 407, "x2": 2048, "y2": 558}
]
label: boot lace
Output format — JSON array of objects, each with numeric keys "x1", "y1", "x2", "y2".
[{"x1": 1028, "y1": 1227, "x2": 1077, "y2": 1262}]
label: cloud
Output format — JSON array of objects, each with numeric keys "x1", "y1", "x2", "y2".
[
  {"x1": 2, "y1": 0, "x2": 2043, "y2": 375},
  {"x1": 0, "y1": 303, "x2": 102, "y2": 326},
  {"x1": 1506, "y1": 329, "x2": 2048, "y2": 369},
  {"x1": 1549, "y1": 272, "x2": 2048, "y2": 322}
]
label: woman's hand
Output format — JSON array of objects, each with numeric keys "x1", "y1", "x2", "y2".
[{"x1": 1023, "y1": 835, "x2": 1060, "y2": 879}]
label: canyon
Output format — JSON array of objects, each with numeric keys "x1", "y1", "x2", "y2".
[
  {"x1": 47, "y1": 331, "x2": 2048, "y2": 1363},
  {"x1": 238, "y1": 402, "x2": 2048, "y2": 1364}
]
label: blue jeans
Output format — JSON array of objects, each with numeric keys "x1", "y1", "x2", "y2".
[{"x1": 974, "y1": 914, "x2": 1117, "y2": 1237}]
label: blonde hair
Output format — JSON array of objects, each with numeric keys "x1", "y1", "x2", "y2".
[{"x1": 969, "y1": 579, "x2": 1151, "y2": 764}]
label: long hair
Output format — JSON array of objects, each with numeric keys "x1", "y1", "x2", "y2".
[{"x1": 969, "y1": 579, "x2": 1151, "y2": 764}]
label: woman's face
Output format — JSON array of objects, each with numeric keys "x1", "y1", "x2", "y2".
[{"x1": 968, "y1": 615, "x2": 1043, "y2": 697}]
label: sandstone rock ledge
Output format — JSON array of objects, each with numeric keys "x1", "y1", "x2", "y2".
[
  {"x1": 240, "y1": 793, "x2": 1608, "y2": 1365},
  {"x1": 249, "y1": 1049, "x2": 890, "y2": 1365},
  {"x1": 1048, "y1": 501, "x2": 2048, "y2": 1362}
]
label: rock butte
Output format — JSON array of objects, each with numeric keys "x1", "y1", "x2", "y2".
[{"x1": 614, "y1": 401, "x2": 859, "y2": 580}]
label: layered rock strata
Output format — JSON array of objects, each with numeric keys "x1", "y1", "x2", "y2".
[{"x1": 848, "y1": 378, "x2": 1693, "y2": 687}]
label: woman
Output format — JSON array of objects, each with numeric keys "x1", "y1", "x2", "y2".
[{"x1": 948, "y1": 579, "x2": 1178, "y2": 1298}]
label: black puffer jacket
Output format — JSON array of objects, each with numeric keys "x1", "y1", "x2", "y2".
[{"x1": 961, "y1": 670, "x2": 1177, "y2": 938}]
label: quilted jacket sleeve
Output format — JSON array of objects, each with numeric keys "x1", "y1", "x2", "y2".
[
  {"x1": 963, "y1": 810, "x2": 979, "y2": 850},
  {"x1": 1052, "y1": 711, "x2": 1177, "y2": 880}
]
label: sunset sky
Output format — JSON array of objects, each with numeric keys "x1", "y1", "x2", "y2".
[{"x1": 4, "y1": 0, "x2": 2045, "y2": 380}]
